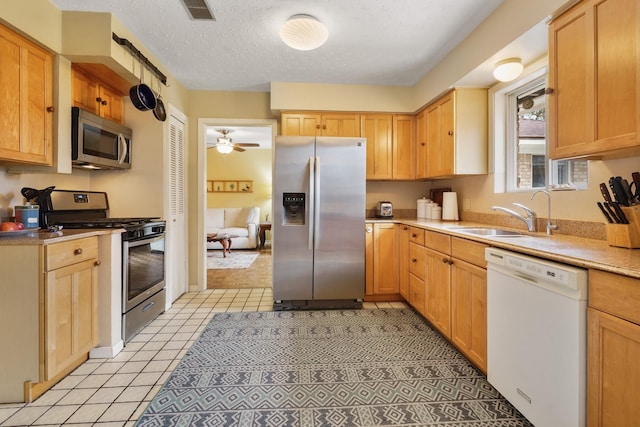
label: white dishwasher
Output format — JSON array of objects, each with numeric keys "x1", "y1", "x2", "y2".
[{"x1": 485, "y1": 248, "x2": 588, "y2": 427}]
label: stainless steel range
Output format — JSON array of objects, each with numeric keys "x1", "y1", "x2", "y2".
[{"x1": 40, "y1": 189, "x2": 166, "y2": 343}]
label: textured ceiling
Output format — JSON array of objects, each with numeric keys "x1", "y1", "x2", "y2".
[{"x1": 49, "y1": 0, "x2": 504, "y2": 92}]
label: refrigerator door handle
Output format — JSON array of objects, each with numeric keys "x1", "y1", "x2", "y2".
[
  {"x1": 308, "y1": 156, "x2": 315, "y2": 251},
  {"x1": 314, "y1": 156, "x2": 321, "y2": 250}
]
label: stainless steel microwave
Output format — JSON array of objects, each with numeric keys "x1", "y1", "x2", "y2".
[{"x1": 71, "y1": 107, "x2": 132, "y2": 170}]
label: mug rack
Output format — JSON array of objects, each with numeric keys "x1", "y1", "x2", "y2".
[{"x1": 606, "y1": 205, "x2": 640, "y2": 248}]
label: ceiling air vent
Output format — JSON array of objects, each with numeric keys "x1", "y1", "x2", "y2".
[{"x1": 181, "y1": 0, "x2": 215, "y2": 20}]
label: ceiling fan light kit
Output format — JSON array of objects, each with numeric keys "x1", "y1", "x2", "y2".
[
  {"x1": 279, "y1": 14, "x2": 328, "y2": 51},
  {"x1": 210, "y1": 129, "x2": 261, "y2": 154},
  {"x1": 493, "y1": 58, "x2": 524, "y2": 82}
]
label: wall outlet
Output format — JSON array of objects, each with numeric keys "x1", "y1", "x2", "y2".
[{"x1": 464, "y1": 198, "x2": 471, "y2": 210}]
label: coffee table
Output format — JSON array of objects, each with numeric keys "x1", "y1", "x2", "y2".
[{"x1": 206, "y1": 233, "x2": 237, "y2": 257}]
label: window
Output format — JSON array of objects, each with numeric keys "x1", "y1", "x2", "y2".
[{"x1": 504, "y1": 75, "x2": 588, "y2": 192}]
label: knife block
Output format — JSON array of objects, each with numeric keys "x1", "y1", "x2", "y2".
[{"x1": 606, "y1": 206, "x2": 640, "y2": 248}]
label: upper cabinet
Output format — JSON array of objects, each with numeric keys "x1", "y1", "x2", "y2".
[
  {"x1": 548, "y1": 0, "x2": 640, "y2": 160},
  {"x1": 417, "y1": 88, "x2": 487, "y2": 178},
  {"x1": 72, "y1": 65, "x2": 126, "y2": 124},
  {"x1": 281, "y1": 112, "x2": 360, "y2": 137},
  {"x1": 0, "y1": 23, "x2": 53, "y2": 166},
  {"x1": 362, "y1": 114, "x2": 416, "y2": 180}
]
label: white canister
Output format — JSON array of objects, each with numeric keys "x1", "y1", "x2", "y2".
[
  {"x1": 431, "y1": 206, "x2": 442, "y2": 220},
  {"x1": 417, "y1": 198, "x2": 429, "y2": 218},
  {"x1": 15, "y1": 204, "x2": 39, "y2": 228}
]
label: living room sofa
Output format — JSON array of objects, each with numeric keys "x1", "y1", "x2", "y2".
[{"x1": 206, "y1": 207, "x2": 260, "y2": 250}]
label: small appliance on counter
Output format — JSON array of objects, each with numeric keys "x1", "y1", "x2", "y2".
[{"x1": 376, "y1": 201, "x2": 393, "y2": 218}]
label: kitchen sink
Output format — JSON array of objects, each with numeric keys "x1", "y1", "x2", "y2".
[{"x1": 450, "y1": 227, "x2": 524, "y2": 237}]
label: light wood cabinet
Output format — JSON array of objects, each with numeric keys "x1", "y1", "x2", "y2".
[
  {"x1": 418, "y1": 88, "x2": 487, "y2": 178},
  {"x1": 0, "y1": 23, "x2": 53, "y2": 166},
  {"x1": 281, "y1": 112, "x2": 360, "y2": 136},
  {"x1": 415, "y1": 109, "x2": 428, "y2": 179},
  {"x1": 44, "y1": 237, "x2": 99, "y2": 382},
  {"x1": 407, "y1": 227, "x2": 426, "y2": 314},
  {"x1": 72, "y1": 67, "x2": 124, "y2": 124},
  {"x1": 365, "y1": 223, "x2": 400, "y2": 297},
  {"x1": 548, "y1": 0, "x2": 640, "y2": 160},
  {"x1": 424, "y1": 240, "x2": 452, "y2": 338},
  {"x1": 361, "y1": 114, "x2": 416, "y2": 180},
  {"x1": 392, "y1": 115, "x2": 416, "y2": 180},
  {"x1": 0, "y1": 236, "x2": 99, "y2": 403},
  {"x1": 362, "y1": 114, "x2": 393, "y2": 179},
  {"x1": 450, "y1": 237, "x2": 488, "y2": 373},
  {"x1": 587, "y1": 269, "x2": 640, "y2": 426},
  {"x1": 398, "y1": 224, "x2": 410, "y2": 300}
]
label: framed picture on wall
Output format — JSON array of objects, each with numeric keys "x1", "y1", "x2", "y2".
[
  {"x1": 224, "y1": 181, "x2": 238, "y2": 192},
  {"x1": 212, "y1": 181, "x2": 224, "y2": 192},
  {"x1": 207, "y1": 181, "x2": 214, "y2": 192},
  {"x1": 239, "y1": 181, "x2": 253, "y2": 192}
]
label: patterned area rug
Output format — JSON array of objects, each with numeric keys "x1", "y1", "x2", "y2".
[
  {"x1": 136, "y1": 309, "x2": 532, "y2": 426},
  {"x1": 207, "y1": 251, "x2": 259, "y2": 269}
]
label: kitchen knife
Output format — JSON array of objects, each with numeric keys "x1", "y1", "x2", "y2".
[
  {"x1": 600, "y1": 182, "x2": 615, "y2": 203},
  {"x1": 597, "y1": 202, "x2": 614, "y2": 223},
  {"x1": 620, "y1": 178, "x2": 637, "y2": 205},
  {"x1": 609, "y1": 176, "x2": 629, "y2": 206},
  {"x1": 604, "y1": 202, "x2": 621, "y2": 223},
  {"x1": 631, "y1": 171, "x2": 640, "y2": 201},
  {"x1": 612, "y1": 202, "x2": 629, "y2": 224}
]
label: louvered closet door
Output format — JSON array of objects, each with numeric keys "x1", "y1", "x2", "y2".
[{"x1": 167, "y1": 112, "x2": 187, "y2": 302}]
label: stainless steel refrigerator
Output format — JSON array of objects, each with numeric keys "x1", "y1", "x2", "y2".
[{"x1": 273, "y1": 136, "x2": 366, "y2": 310}]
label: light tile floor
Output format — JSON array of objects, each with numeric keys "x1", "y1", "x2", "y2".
[{"x1": 0, "y1": 288, "x2": 405, "y2": 426}]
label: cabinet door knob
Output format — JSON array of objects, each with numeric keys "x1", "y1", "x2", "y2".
[
  {"x1": 94, "y1": 260, "x2": 101, "y2": 266},
  {"x1": 442, "y1": 257, "x2": 448, "y2": 264},
  {"x1": 96, "y1": 97, "x2": 102, "y2": 103},
  {"x1": 447, "y1": 130, "x2": 453, "y2": 136},
  {"x1": 316, "y1": 124, "x2": 321, "y2": 129},
  {"x1": 74, "y1": 248, "x2": 83, "y2": 255},
  {"x1": 412, "y1": 258, "x2": 417, "y2": 263},
  {"x1": 101, "y1": 100, "x2": 108, "y2": 105},
  {"x1": 403, "y1": 226, "x2": 408, "y2": 230},
  {"x1": 412, "y1": 233, "x2": 417, "y2": 238},
  {"x1": 545, "y1": 87, "x2": 554, "y2": 95},
  {"x1": 46, "y1": 106, "x2": 55, "y2": 113}
]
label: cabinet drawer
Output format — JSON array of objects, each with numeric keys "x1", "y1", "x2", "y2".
[
  {"x1": 451, "y1": 237, "x2": 488, "y2": 267},
  {"x1": 45, "y1": 237, "x2": 98, "y2": 271},
  {"x1": 425, "y1": 230, "x2": 451, "y2": 254},
  {"x1": 409, "y1": 242, "x2": 426, "y2": 280},
  {"x1": 589, "y1": 269, "x2": 640, "y2": 326},
  {"x1": 408, "y1": 227, "x2": 425, "y2": 245}
]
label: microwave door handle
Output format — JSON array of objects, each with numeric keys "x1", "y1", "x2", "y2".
[{"x1": 118, "y1": 133, "x2": 128, "y2": 164}]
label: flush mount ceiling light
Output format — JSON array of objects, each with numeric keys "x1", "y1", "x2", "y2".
[
  {"x1": 279, "y1": 14, "x2": 328, "y2": 51},
  {"x1": 493, "y1": 58, "x2": 524, "y2": 82}
]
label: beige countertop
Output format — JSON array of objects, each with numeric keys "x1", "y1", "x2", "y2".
[
  {"x1": 0, "y1": 228, "x2": 122, "y2": 245},
  {"x1": 367, "y1": 218, "x2": 640, "y2": 279}
]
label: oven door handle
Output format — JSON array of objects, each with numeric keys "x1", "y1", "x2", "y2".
[{"x1": 124, "y1": 234, "x2": 165, "y2": 248}]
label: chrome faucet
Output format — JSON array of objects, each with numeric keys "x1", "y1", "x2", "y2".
[
  {"x1": 491, "y1": 203, "x2": 537, "y2": 232},
  {"x1": 531, "y1": 189, "x2": 557, "y2": 235}
]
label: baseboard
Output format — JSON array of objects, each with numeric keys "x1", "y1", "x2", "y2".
[{"x1": 89, "y1": 340, "x2": 124, "y2": 359}]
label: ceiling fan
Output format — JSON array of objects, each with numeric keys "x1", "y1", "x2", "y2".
[{"x1": 208, "y1": 129, "x2": 260, "y2": 153}]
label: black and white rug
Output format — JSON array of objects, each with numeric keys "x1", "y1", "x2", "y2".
[{"x1": 136, "y1": 309, "x2": 532, "y2": 426}]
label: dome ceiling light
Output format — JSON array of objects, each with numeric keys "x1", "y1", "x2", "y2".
[
  {"x1": 279, "y1": 14, "x2": 328, "y2": 51},
  {"x1": 493, "y1": 58, "x2": 524, "y2": 82}
]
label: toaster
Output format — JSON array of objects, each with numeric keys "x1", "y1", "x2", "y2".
[{"x1": 376, "y1": 201, "x2": 393, "y2": 218}]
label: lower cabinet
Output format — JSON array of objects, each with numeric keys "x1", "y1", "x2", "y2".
[
  {"x1": 402, "y1": 228, "x2": 488, "y2": 373},
  {"x1": 365, "y1": 223, "x2": 402, "y2": 300},
  {"x1": 587, "y1": 269, "x2": 640, "y2": 426},
  {"x1": 45, "y1": 257, "x2": 98, "y2": 381},
  {"x1": 0, "y1": 236, "x2": 100, "y2": 403}
]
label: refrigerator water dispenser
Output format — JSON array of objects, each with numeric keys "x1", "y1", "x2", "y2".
[{"x1": 282, "y1": 192, "x2": 305, "y2": 225}]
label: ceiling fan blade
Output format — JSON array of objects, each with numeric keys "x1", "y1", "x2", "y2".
[
  {"x1": 233, "y1": 146, "x2": 246, "y2": 152},
  {"x1": 235, "y1": 143, "x2": 260, "y2": 147}
]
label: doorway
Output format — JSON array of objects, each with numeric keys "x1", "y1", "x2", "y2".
[{"x1": 196, "y1": 118, "x2": 277, "y2": 291}]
